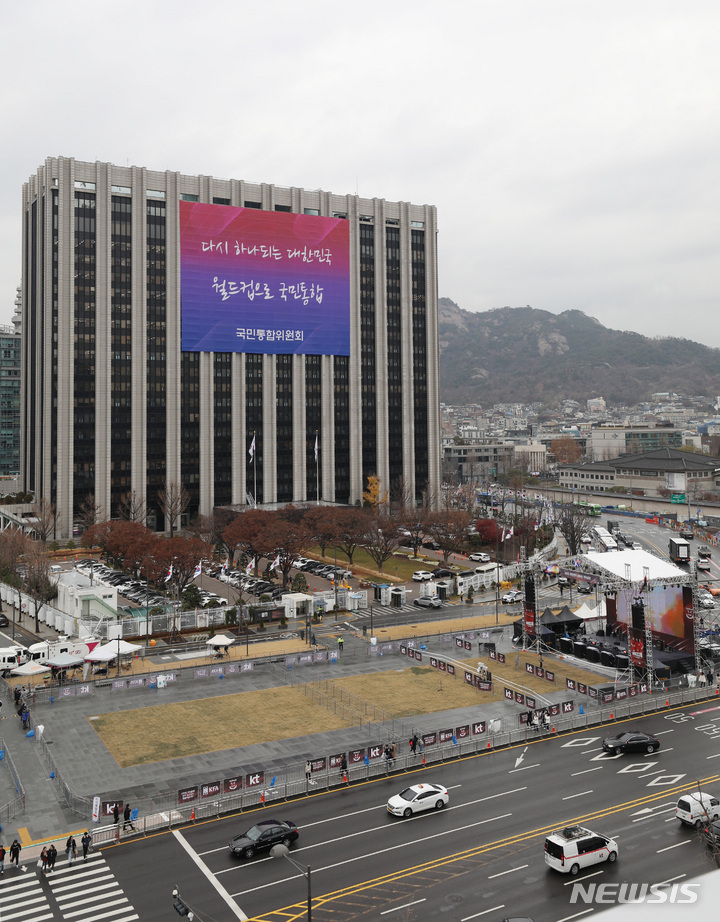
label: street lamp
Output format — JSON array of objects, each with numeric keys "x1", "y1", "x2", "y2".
[
  {"x1": 270, "y1": 844, "x2": 312, "y2": 921},
  {"x1": 171, "y1": 885, "x2": 196, "y2": 919}
]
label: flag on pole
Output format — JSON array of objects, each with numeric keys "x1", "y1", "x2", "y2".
[
  {"x1": 271, "y1": 554, "x2": 281, "y2": 571},
  {"x1": 164, "y1": 564, "x2": 173, "y2": 583},
  {"x1": 246, "y1": 557, "x2": 255, "y2": 575},
  {"x1": 221, "y1": 559, "x2": 228, "y2": 575},
  {"x1": 314, "y1": 434, "x2": 318, "y2": 463},
  {"x1": 249, "y1": 435, "x2": 255, "y2": 461},
  {"x1": 193, "y1": 561, "x2": 202, "y2": 579}
]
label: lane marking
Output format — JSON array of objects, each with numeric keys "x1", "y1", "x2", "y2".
[
  {"x1": 509, "y1": 763, "x2": 541, "y2": 773},
  {"x1": 380, "y1": 899, "x2": 426, "y2": 914},
  {"x1": 564, "y1": 870, "x2": 605, "y2": 886},
  {"x1": 657, "y1": 841, "x2": 689, "y2": 853},
  {"x1": 562, "y1": 791, "x2": 593, "y2": 800},
  {"x1": 172, "y1": 829, "x2": 248, "y2": 920},
  {"x1": 556, "y1": 911, "x2": 595, "y2": 922},
  {"x1": 571, "y1": 768, "x2": 603, "y2": 777},
  {"x1": 461, "y1": 906, "x2": 505, "y2": 921},
  {"x1": 488, "y1": 864, "x2": 528, "y2": 878}
]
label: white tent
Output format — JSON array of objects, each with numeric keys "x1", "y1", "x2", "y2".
[
  {"x1": 207, "y1": 634, "x2": 234, "y2": 648},
  {"x1": 94, "y1": 640, "x2": 141, "y2": 657},
  {"x1": 46, "y1": 652, "x2": 84, "y2": 669},
  {"x1": 11, "y1": 662, "x2": 51, "y2": 677}
]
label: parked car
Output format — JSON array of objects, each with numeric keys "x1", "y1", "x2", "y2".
[
  {"x1": 602, "y1": 731, "x2": 660, "y2": 754},
  {"x1": 433, "y1": 568, "x2": 453, "y2": 579},
  {"x1": 412, "y1": 571, "x2": 434, "y2": 582},
  {"x1": 387, "y1": 783, "x2": 448, "y2": 817},
  {"x1": 229, "y1": 820, "x2": 299, "y2": 858},
  {"x1": 413, "y1": 596, "x2": 442, "y2": 608},
  {"x1": 0, "y1": 614, "x2": 9, "y2": 628}
]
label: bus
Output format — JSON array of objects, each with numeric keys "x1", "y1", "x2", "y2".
[
  {"x1": 590, "y1": 526, "x2": 618, "y2": 552},
  {"x1": 578, "y1": 501, "x2": 602, "y2": 517}
]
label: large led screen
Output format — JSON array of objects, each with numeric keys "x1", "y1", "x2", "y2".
[
  {"x1": 180, "y1": 202, "x2": 350, "y2": 355},
  {"x1": 616, "y1": 586, "x2": 685, "y2": 639}
]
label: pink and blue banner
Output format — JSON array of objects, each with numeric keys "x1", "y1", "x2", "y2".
[{"x1": 180, "y1": 202, "x2": 350, "y2": 355}]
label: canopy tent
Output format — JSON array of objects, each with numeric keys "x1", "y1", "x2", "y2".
[
  {"x1": 94, "y1": 640, "x2": 141, "y2": 657},
  {"x1": 539, "y1": 607, "x2": 559, "y2": 624},
  {"x1": 554, "y1": 606, "x2": 583, "y2": 625},
  {"x1": 84, "y1": 647, "x2": 117, "y2": 663},
  {"x1": 513, "y1": 619, "x2": 555, "y2": 641},
  {"x1": 11, "y1": 662, "x2": 51, "y2": 677},
  {"x1": 207, "y1": 634, "x2": 234, "y2": 648},
  {"x1": 46, "y1": 652, "x2": 84, "y2": 669}
]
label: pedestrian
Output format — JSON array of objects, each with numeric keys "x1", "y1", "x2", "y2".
[
  {"x1": 113, "y1": 803, "x2": 120, "y2": 827},
  {"x1": 0, "y1": 844, "x2": 5, "y2": 874},
  {"x1": 410, "y1": 733, "x2": 418, "y2": 753},
  {"x1": 305, "y1": 760, "x2": 312, "y2": 782},
  {"x1": 123, "y1": 803, "x2": 135, "y2": 831},
  {"x1": 47, "y1": 844, "x2": 57, "y2": 873},
  {"x1": 542, "y1": 711, "x2": 550, "y2": 731},
  {"x1": 390, "y1": 741, "x2": 397, "y2": 766},
  {"x1": 311, "y1": 633, "x2": 316, "y2": 646},
  {"x1": 9, "y1": 839, "x2": 20, "y2": 868},
  {"x1": 20, "y1": 706, "x2": 29, "y2": 730},
  {"x1": 13, "y1": 686, "x2": 21, "y2": 706},
  {"x1": 66, "y1": 834, "x2": 76, "y2": 865},
  {"x1": 338, "y1": 636, "x2": 344, "y2": 653},
  {"x1": 340, "y1": 752, "x2": 347, "y2": 774},
  {"x1": 81, "y1": 831, "x2": 92, "y2": 861},
  {"x1": 40, "y1": 847, "x2": 48, "y2": 873}
]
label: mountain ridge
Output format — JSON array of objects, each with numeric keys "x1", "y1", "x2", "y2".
[{"x1": 438, "y1": 300, "x2": 720, "y2": 407}]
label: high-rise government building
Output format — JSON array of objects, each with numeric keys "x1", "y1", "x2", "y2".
[{"x1": 21, "y1": 157, "x2": 440, "y2": 538}]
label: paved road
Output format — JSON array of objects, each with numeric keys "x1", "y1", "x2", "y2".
[{"x1": 0, "y1": 705, "x2": 713, "y2": 921}]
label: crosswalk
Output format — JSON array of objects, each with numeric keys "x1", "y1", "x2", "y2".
[{"x1": 0, "y1": 852, "x2": 138, "y2": 922}]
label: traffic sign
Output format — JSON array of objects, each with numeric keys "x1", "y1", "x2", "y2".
[{"x1": 671, "y1": 493, "x2": 686, "y2": 503}]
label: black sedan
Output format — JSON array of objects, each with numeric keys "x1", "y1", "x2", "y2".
[
  {"x1": 602, "y1": 731, "x2": 660, "y2": 754},
  {"x1": 577, "y1": 584, "x2": 594, "y2": 595},
  {"x1": 229, "y1": 819, "x2": 299, "y2": 858}
]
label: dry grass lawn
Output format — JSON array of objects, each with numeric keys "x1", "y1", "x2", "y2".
[{"x1": 90, "y1": 645, "x2": 603, "y2": 767}]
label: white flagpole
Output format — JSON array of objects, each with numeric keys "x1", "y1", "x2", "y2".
[
  {"x1": 253, "y1": 430, "x2": 257, "y2": 508},
  {"x1": 315, "y1": 431, "x2": 319, "y2": 505}
]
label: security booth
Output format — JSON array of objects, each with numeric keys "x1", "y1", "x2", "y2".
[
  {"x1": 390, "y1": 587, "x2": 406, "y2": 608},
  {"x1": 434, "y1": 580, "x2": 451, "y2": 601}
]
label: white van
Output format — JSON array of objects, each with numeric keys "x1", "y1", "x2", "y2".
[
  {"x1": 676, "y1": 791, "x2": 720, "y2": 827},
  {"x1": 544, "y1": 825, "x2": 618, "y2": 876}
]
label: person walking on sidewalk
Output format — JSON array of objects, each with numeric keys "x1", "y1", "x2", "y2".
[
  {"x1": 47, "y1": 844, "x2": 57, "y2": 873},
  {"x1": 40, "y1": 847, "x2": 48, "y2": 874},
  {"x1": 81, "y1": 831, "x2": 92, "y2": 861},
  {"x1": 0, "y1": 845, "x2": 5, "y2": 874},
  {"x1": 9, "y1": 839, "x2": 20, "y2": 868},
  {"x1": 123, "y1": 803, "x2": 135, "y2": 831},
  {"x1": 113, "y1": 803, "x2": 120, "y2": 827},
  {"x1": 65, "y1": 835, "x2": 77, "y2": 865}
]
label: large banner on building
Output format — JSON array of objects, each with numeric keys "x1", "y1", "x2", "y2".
[{"x1": 180, "y1": 202, "x2": 350, "y2": 355}]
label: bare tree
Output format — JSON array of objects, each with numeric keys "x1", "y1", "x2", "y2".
[
  {"x1": 76, "y1": 494, "x2": 103, "y2": 533},
  {"x1": 118, "y1": 490, "x2": 148, "y2": 524},
  {"x1": 23, "y1": 547, "x2": 58, "y2": 633},
  {"x1": 157, "y1": 481, "x2": 190, "y2": 538},
  {"x1": 556, "y1": 503, "x2": 592, "y2": 556},
  {"x1": 363, "y1": 519, "x2": 401, "y2": 573},
  {"x1": 30, "y1": 498, "x2": 59, "y2": 543}
]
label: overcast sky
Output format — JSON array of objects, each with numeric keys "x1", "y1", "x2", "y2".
[{"x1": 2, "y1": 1, "x2": 718, "y2": 345}]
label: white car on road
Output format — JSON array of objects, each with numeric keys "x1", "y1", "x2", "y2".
[
  {"x1": 502, "y1": 589, "x2": 523, "y2": 603},
  {"x1": 387, "y1": 783, "x2": 449, "y2": 817},
  {"x1": 468, "y1": 552, "x2": 491, "y2": 563}
]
